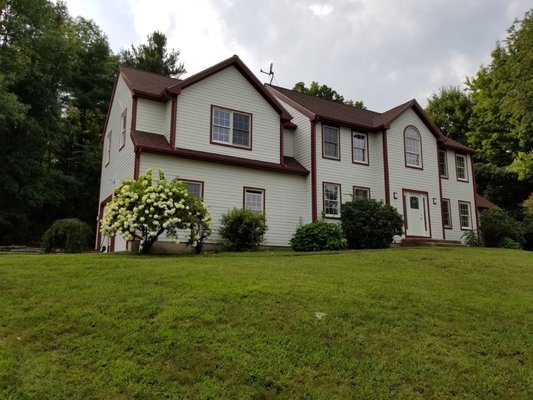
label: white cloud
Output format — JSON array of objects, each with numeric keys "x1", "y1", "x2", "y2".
[{"x1": 309, "y1": 4, "x2": 333, "y2": 18}]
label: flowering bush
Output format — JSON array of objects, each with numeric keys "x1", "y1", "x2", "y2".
[{"x1": 100, "y1": 169, "x2": 212, "y2": 253}]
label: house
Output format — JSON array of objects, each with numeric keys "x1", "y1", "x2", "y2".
[{"x1": 97, "y1": 55, "x2": 479, "y2": 251}]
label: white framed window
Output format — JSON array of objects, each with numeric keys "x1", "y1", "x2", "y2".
[
  {"x1": 183, "y1": 180, "x2": 203, "y2": 199},
  {"x1": 438, "y1": 150, "x2": 448, "y2": 178},
  {"x1": 105, "y1": 131, "x2": 112, "y2": 166},
  {"x1": 323, "y1": 125, "x2": 340, "y2": 159},
  {"x1": 404, "y1": 126, "x2": 422, "y2": 168},
  {"x1": 352, "y1": 132, "x2": 368, "y2": 164},
  {"x1": 455, "y1": 154, "x2": 468, "y2": 181},
  {"x1": 458, "y1": 201, "x2": 472, "y2": 230},
  {"x1": 244, "y1": 187, "x2": 264, "y2": 213},
  {"x1": 323, "y1": 183, "x2": 341, "y2": 217},
  {"x1": 212, "y1": 107, "x2": 251, "y2": 149},
  {"x1": 442, "y1": 198, "x2": 452, "y2": 229},
  {"x1": 120, "y1": 109, "x2": 127, "y2": 149},
  {"x1": 353, "y1": 186, "x2": 370, "y2": 200}
]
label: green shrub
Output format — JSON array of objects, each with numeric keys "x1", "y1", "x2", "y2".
[
  {"x1": 341, "y1": 199, "x2": 403, "y2": 249},
  {"x1": 219, "y1": 208, "x2": 267, "y2": 251},
  {"x1": 290, "y1": 220, "x2": 346, "y2": 252},
  {"x1": 461, "y1": 230, "x2": 483, "y2": 247},
  {"x1": 501, "y1": 237, "x2": 522, "y2": 250},
  {"x1": 480, "y1": 208, "x2": 524, "y2": 248},
  {"x1": 42, "y1": 218, "x2": 93, "y2": 253},
  {"x1": 522, "y1": 216, "x2": 533, "y2": 251}
]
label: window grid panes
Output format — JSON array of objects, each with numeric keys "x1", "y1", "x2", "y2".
[
  {"x1": 456, "y1": 154, "x2": 467, "y2": 180},
  {"x1": 212, "y1": 108, "x2": 250, "y2": 147},
  {"x1": 184, "y1": 181, "x2": 203, "y2": 199},
  {"x1": 120, "y1": 111, "x2": 127, "y2": 148},
  {"x1": 459, "y1": 202, "x2": 471, "y2": 229},
  {"x1": 323, "y1": 126, "x2": 339, "y2": 158},
  {"x1": 353, "y1": 133, "x2": 367, "y2": 163},
  {"x1": 410, "y1": 196, "x2": 419, "y2": 209},
  {"x1": 353, "y1": 187, "x2": 370, "y2": 200},
  {"x1": 405, "y1": 127, "x2": 422, "y2": 167},
  {"x1": 442, "y1": 199, "x2": 452, "y2": 228},
  {"x1": 324, "y1": 184, "x2": 340, "y2": 216},
  {"x1": 438, "y1": 150, "x2": 448, "y2": 177},
  {"x1": 245, "y1": 189, "x2": 264, "y2": 213},
  {"x1": 106, "y1": 131, "x2": 112, "y2": 165}
]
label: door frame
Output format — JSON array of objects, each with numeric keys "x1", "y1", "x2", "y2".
[{"x1": 402, "y1": 188, "x2": 432, "y2": 238}]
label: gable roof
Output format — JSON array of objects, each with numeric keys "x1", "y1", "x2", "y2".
[
  {"x1": 119, "y1": 65, "x2": 180, "y2": 99},
  {"x1": 476, "y1": 193, "x2": 497, "y2": 209},
  {"x1": 268, "y1": 85, "x2": 476, "y2": 153}
]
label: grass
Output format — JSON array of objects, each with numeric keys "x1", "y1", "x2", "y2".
[{"x1": 0, "y1": 247, "x2": 532, "y2": 399}]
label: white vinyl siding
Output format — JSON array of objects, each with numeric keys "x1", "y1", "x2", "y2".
[
  {"x1": 176, "y1": 66, "x2": 281, "y2": 163},
  {"x1": 139, "y1": 153, "x2": 309, "y2": 246},
  {"x1": 136, "y1": 98, "x2": 166, "y2": 134},
  {"x1": 283, "y1": 130, "x2": 294, "y2": 157}
]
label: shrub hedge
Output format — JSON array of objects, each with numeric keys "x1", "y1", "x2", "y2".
[
  {"x1": 219, "y1": 208, "x2": 267, "y2": 251},
  {"x1": 290, "y1": 220, "x2": 346, "y2": 252},
  {"x1": 42, "y1": 218, "x2": 93, "y2": 253}
]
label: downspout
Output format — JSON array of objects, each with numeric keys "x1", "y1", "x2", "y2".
[
  {"x1": 382, "y1": 128, "x2": 390, "y2": 205},
  {"x1": 311, "y1": 119, "x2": 318, "y2": 222},
  {"x1": 471, "y1": 155, "x2": 481, "y2": 232}
]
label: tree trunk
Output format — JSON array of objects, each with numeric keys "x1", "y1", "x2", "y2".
[{"x1": 139, "y1": 227, "x2": 165, "y2": 254}]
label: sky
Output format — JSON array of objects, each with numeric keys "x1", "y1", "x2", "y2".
[{"x1": 63, "y1": 0, "x2": 532, "y2": 111}]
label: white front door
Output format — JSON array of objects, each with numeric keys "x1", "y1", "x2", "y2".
[{"x1": 405, "y1": 192, "x2": 430, "y2": 237}]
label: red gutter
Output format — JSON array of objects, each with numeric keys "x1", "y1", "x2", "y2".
[
  {"x1": 382, "y1": 129, "x2": 390, "y2": 205},
  {"x1": 311, "y1": 120, "x2": 318, "y2": 221}
]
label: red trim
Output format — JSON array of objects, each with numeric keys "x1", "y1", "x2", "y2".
[
  {"x1": 243, "y1": 187, "x2": 266, "y2": 213},
  {"x1": 210, "y1": 105, "x2": 253, "y2": 151},
  {"x1": 382, "y1": 129, "x2": 390, "y2": 205},
  {"x1": 131, "y1": 97, "x2": 138, "y2": 132},
  {"x1": 133, "y1": 149, "x2": 140, "y2": 179},
  {"x1": 280, "y1": 121, "x2": 284, "y2": 164},
  {"x1": 311, "y1": 120, "x2": 318, "y2": 221},
  {"x1": 101, "y1": 71, "x2": 120, "y2": 144},
  {"x1": 322, "y1": 182, "x2": 342, "y2": 219},
  {"x1": 442, "y1": 198, "x2": 452, "y2": 230},
  {"x1": 353, "y1": 186, "x2": 371, "y2": 199},
  {"x1": 352, "y1": 131, "x2": 369, "y2": 166},
  {"x1": 455, "y1": 152, "x2": 469, "y2": 182},
  {"x1": 438, "y1": 144, "x2": 446, "y2": 239},
  {"x1": 321, "y1": 124, "x2": 341, "y2": 161},
  {"x1": 438, "y1": 149, "x2": 449, "y2": 179},
  {"x1": 182, "y1": 179, "x2": 205, "y2": 200},
  {"x1": 458, "y1": 200, "x2": 473, "y2": 230},
  {"x1": 170, "y1": 97, "x2": 177, "y2": 148},
  {"x1": 402, "y1": 189, "x2": 432, "y2": 238},
  {"x1": 403, "y1": 126, "x2": 424, "y2": 170},
  {"x1": 266, "y1": 85, "x2": 316, "y2": 119},
  {"x1": 471, "y1": 157, "x2": 480, "y2": 232}
]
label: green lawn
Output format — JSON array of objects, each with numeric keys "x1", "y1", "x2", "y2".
[{"x1": 0, "y1": 248, "x2": 532, "y2": 399}]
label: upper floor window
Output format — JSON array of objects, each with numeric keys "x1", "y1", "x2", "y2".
[
  {"x1": 455, "y1": 154, "x2": 468, "y2": 181},
  {"x1": 105, "y1": 131, "x2": 112, "y2": 166},
  {"x1": 212, "y1": 107, "x2": 251, "y2": 149},
  {"x1": 352, "y1": 132, "x2": 368, "y2": 164},
  {"x1": 353, "y1": 186, "x2": 370, "y2": 200},
  {"x1": 120, "y1": 109, "x2": 127, "y2": 149},
  {"x1": 244, "y1": 187, "x2": 265, "y2": 213},
  {"x1": 458, "y1": 201, "x2": 472, "y2": 229},
  {"x1": 183, "y1": 180, "x2": 203, "y2": 199},
  {"x1": 438, "y1": 150, "x2": 448, "y2": 178},
  {"x1": 323, "y1": 125, "x2": 340, "y2": 160},
  {"x1": 323, "y1": 182, "x2": 341, "y2": 217},
  {"x1": 404, "y1": 126, "x2": 422, "y2": 168},
  {"x1": 442, "y1": 198, "x2": 452, "y2": 229}
]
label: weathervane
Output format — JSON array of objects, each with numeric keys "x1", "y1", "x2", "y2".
[{"x1": 260, "y1": 62, "x2": 274, "y2": 85}]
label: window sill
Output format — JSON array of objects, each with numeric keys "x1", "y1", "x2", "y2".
[{"x1": 211, "y1": 140, "x2": 251, "y2": 151}]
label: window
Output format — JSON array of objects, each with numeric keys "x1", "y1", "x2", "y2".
[
  {"x1": 410, "y1": 196, "x2": 419, "y2": 209},
  {"x1": 323, "y1": 183, "x2": 341, "y2": 217},
  {"x1": 455, "y1": 154, "x2": 468, "y2": 181},
  {"x1": 352, "y1": 132, "x2": 368, "y2": 164},
  {"x1": 458, "y1": 201, "x2": 472, "y2": 229},
  {"x1": 353, "y1": 186, "x2": 370, "y2": 199},
  {"x1": 120, "y1": 109, "x2": 127, "y2": 149},
  {"x1": 244, "y1": 187, "x2": 264, "y2": 213},
  {"x1": 404, "y1": 126, "x2": 422, "y2": 168},
  {"x1": 183, "y1": 180, "x2": 203, "y2": 199},
  {"x1": 442, "y1": 199, "x2": 452, "y2": 228},
  {"x1": 438, "y1": 150, "x2": 448, "y2": 178},
  {"x1": 105, "y1": 131, "x2": 112, "y2": 165},
  {"x1": 323, "y1": 126, "x2": 340, "y2": 159},
  {"x1": 212, "y1": 107, "x2": 251, "y2": 148}
]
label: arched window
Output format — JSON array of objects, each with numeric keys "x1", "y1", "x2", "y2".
[{"x1": 404, "y1": 126, "x2": 422, "y2": 168}]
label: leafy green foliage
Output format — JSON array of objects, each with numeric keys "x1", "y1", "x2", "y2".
[
  {"x1": 461, "y1": 230, "x2": 483, "y2": 247},
  {"x1": 501, "y1": 237, "x2": 522, "y2": 250},
  {"x1": 219, "y1": 208, "x2": 267, "y2": 251},
  {"x1": 41, "y1": 218, "x2": 93, "y2": 253},
  {"x1": 425, "y1": 86, "x2": 473, "y2": 144},
  {"x1": 479, "y1": 208, "x2": 524, "y2": 248},
  {"x1": 119, "y1": 31, "x2": 185, "y2": 77},
  {"x1": 289, "y1": 220, "x2": 346, "y2": 252},
  {"x1": 341, "y1": 199, "x2": 403, "y2": 249},
  {"x1": 101, "y1": 169, "x2": 212, "y2": 254},
  {"x1": 293, "y1": 81, "x2": 365, "y2": 108}
]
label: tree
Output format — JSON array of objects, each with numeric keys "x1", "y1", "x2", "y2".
[
  {"x1": 100, "y1": 169, "x2": 212, "y2": 254},
  {"x1": 119, "y1": 31, "x2": 185, "y2": 77},
  {"x1": 293, "y1": 81, "x2": 366, "y2": 109},
  {"x1": 425, "y1": 86, "x2": 473, "y2": 144}
]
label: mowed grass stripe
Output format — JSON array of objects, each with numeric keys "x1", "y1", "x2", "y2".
[{"x1": 0, "y1": 248, "x2": 531, "y2": 399}]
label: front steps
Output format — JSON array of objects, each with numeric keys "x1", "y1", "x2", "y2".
[{"x1": 401, "y1": 238, "x2": 464, "y2": 247}]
